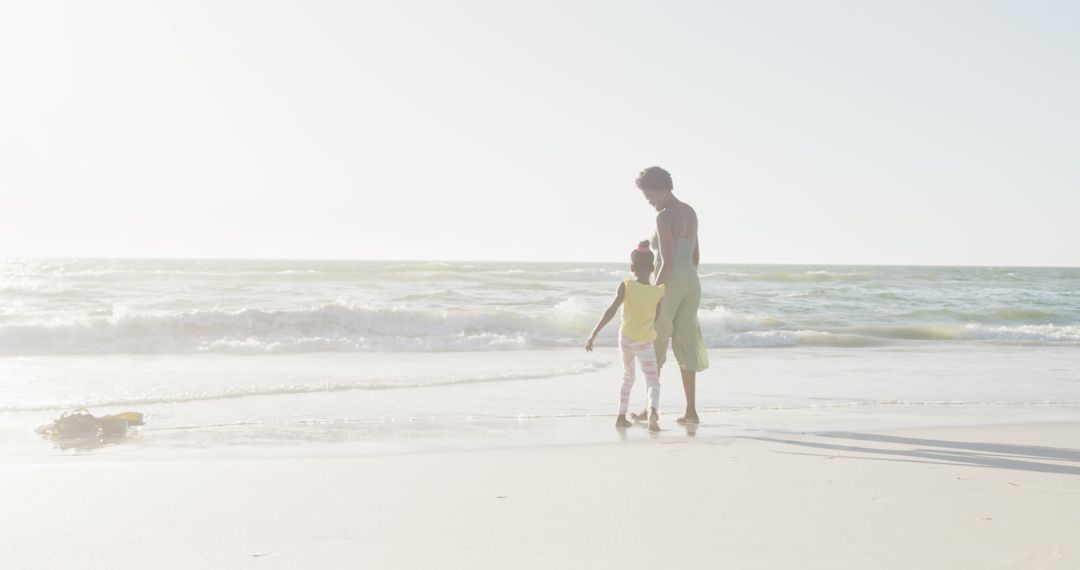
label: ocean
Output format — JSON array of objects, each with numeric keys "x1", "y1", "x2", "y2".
[{"x1": 2, "y1": 258, "x2": 1078, "y2": 460}]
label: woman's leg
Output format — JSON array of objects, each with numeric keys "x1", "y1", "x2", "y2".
[
  {"x1": 670, "y1": 285, "x2": 707, "y2": 425},
  {"x1": 678, "y1": 368, "x2": 698, "y2": 424}
]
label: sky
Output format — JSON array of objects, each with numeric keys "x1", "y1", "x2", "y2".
[{"x1": 1, "y1": 1, "x2": 1078, "y2": 265}]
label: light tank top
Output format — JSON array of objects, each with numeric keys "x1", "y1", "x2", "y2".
[{"x1": 620, "y1": 279, "x2": 665, "y2": 342}]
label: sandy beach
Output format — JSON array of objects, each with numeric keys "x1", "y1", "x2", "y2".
[{"x1": 3, "y1": 421, "x2": 1077, "y2": 570}]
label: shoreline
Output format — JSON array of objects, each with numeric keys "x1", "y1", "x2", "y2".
[{"x1": 8, "y1": 402, "x2": 1080, "y2": 465}]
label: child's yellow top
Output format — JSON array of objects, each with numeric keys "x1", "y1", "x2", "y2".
[{"x1": 620, "y1": 279, "x2": 665, "y2": 342}]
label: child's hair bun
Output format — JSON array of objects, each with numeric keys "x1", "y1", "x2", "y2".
[{"x1": 638, "y1": 240, "x2": 650, "y2": 249}]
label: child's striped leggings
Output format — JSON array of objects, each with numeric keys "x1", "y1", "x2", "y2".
[{"x1": 619, "y1": 334, "x2": 660, "y2": 415}]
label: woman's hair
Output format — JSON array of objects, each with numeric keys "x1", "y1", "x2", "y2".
[
  {"x1": 631, "y1": 239, "x2": 654, "y2": 268},
  {"x1": 635, "y1": 166, "x2": 673, "y2": 193}
]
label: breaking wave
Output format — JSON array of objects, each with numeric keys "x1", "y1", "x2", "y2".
[{"x1": 2, "y1": 299, "x2": 1077, "y2": 356}]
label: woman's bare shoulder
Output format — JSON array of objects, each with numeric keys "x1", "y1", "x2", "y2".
[
  {"x1": 682, "y1": 203, "x2": 699, "y2": 232},
  {"x1": 655, "y1": 209, "x2": 678, "y2": 235}
]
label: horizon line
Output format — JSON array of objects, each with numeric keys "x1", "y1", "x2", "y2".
[{"x1": 2, "y1": 254, "x2": 1077, "y2": 270}]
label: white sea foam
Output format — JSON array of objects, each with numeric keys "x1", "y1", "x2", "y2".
[
  {"x1": 0, "y1": 358, "x2": 612, "y2": 413},
  {"x1": 700, "y1": 270, "x2": 869, "y2": 282},
  {"x1": 490, "y1": 268, "x2": 626, "y2": 282},
  {"x1": 708, "y1": 330, "x2": 885, "y2": 348},
  {"x1": 839, "y1": 323, "x2": 1080, "y2": 343},
  {"x1": 698, "y1": 306, "x2": 782, "y2": 332},
  {"x1": 0, "y1": 302, "x2": 550, "y2": 355},
  {"x1": 957, "y1": 323, "x2": 1080, "y2": 343}
]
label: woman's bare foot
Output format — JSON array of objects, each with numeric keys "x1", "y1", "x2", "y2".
[
  {"x1": 629, "y1": 409, "x2": 649, "y2": 422},
  {"x1": 648, "y1": 407, "x2": 660, "y2": 432},
  {"x1": 615, "y1": 414, "x2": 633, "y2": 428},
  {"x1": 675, "y1": 414, "x2": 700, "y2": 425}
]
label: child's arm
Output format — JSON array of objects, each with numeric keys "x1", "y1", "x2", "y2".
[{"x1": 585, "y1": 282, "x2": 625, "y2": 351}]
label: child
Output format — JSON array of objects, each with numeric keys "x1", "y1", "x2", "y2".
[{"x1": 585, "y1": 240, "x2": 665, "y2": 431}]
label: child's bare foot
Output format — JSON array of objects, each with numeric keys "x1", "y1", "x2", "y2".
[
  {"x1": 629, "y1": 409, "x2": 648, "y2": 422},
  {"x1": 675, "y1": 413, "x2": 700, "y2": 425},
  {"x1": 648, "y1": 407, "x2": 660, "y2": 432},
  {"x1": 615, "y1": 414, "x2": 633, "y2": 428}
]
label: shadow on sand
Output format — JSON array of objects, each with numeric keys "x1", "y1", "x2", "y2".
[{"x1": 745, "y1": 431, "x2": 1080, "y2": 476}]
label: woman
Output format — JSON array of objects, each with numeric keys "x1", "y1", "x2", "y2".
[{"x1": 634, "y1": 166, "x2": 709, "y2": 425}]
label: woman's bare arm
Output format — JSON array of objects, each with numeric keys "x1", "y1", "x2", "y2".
[{"x1": 654, "y1": 210, "x2": 676, "y2": 285}]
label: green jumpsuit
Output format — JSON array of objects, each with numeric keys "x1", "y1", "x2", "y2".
[{"x1": 651, "y1": 236, "x2": 710, "y2": 372}]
